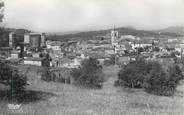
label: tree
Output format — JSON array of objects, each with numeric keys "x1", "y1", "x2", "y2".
[
  {"x1": 0, "y1": 2, "x2": 27, "y2": 101},
  {"x1": 0, "y1": 60, "x2": 27, "y2": 102},
  {"x1": 115, "y1": 58, "x2": 148, "y2": 88},
  {"x1": 0, "y1": 1, "x2": 6, "y2": 47},
  {"x1": 144, "y1": 64, "x2": 183, "y2": 96},
  {"x1": 41, "y1": 53, "x2": 52, "y2": 81},
  {"x1": 0, "y1": 0, "x2": 4, "y2": 22},
  {"x1": 41, "y1": 67, "x2": 52, "y2": 81},
  {"x1": 42, "y1": 53, "x2": 51, "y2": 67},
  {"x1": 115, "y1": 57, "x2": 184, "y2": 96},
  {"x1": 72, "y1": 58, "x2": 105, "y2": 88}
]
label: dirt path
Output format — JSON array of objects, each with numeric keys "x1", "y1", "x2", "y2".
[{"x1": 102, "y1": 65, "x2": 120, "y2": 92}]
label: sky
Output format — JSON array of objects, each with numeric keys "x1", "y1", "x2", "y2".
[{"x1": 2, "y1": 0, "x2": 184, "y2": 32}]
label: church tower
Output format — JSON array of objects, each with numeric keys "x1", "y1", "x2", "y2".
[{"x1": 111, "y1": 26, "x2": 118, "y2": 46}]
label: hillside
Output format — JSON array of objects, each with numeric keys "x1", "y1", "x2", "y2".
[
  {"x1": 46, "y1": 27, "x2": 182, "y2": 42},
  {"x1": 0, "y1": 27, "x2": 183, "y2": 46},
  {"x1": 0, "y1": 65, "x2": 183, "y2": 115},
  {"x1": 156, "y1": 26, "x2": 184, "y2": 35}
]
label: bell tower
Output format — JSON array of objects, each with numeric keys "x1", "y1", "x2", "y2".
[{"x1": 111, "y1": 26, "x2": 118, "y2": 46}]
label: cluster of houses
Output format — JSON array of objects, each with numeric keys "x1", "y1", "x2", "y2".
[{"x1": 1, "y1": 29, "x2": 184, "y2": 69}]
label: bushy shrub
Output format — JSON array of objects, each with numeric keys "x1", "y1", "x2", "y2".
[
  {"x1": 41, "y1": 67, "x2": 72, "y2": 84},
  {"x1": 0, "y1": 60, "x2": 27, "y2": 102},
  {"x1": 115, "y1": 58, "x2": 184, "y2": 96},
  {"x1": 9, "y1": 69, "x2": 27, "y2": 101},
  {"x1": 116, "y1": 58, "x2": 149, "y2": 88},
  {"x1": 72, "y1": 58, "x2": 105, "y2": 89},
  {"x1": 41, "y1": 67, "x2": 53, "y2": 81},
  {"x1": 144, "y1": 64, "x2": 183, "y2": 96}
]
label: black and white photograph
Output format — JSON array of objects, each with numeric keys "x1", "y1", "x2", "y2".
[{"x1": 0, "y1": 0, "x2": 184, "y2": 114}]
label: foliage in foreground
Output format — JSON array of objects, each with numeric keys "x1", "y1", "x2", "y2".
[
  {"x1": 41, "y1": 67, "x2": 72, "y2": 84},
  {"x1": 72, "y1": 58, "x2": 105, "y2": 89},
  {"x1": 115, "y1": 58, "x2": 148, "y2": 88},
  {"x1": 144, "y1": 64, "x2": 184, "y2": 96},
  {"x1": 0, "y1": 60, "x2": 27, "y2": 102},
  {"x1": 41, "y1": 67, "x2": 52, "y2": 82},
  {"x1": 115, "y1": 58, "x2": 184, "y2": 96}
]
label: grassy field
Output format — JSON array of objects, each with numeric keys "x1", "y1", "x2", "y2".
[{"x1": 0, "y1": 65, "x2": 183, "y2": 115}]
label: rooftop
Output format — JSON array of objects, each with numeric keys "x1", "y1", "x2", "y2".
[{"x1": 24, "y1": 57, "x2": 45, "y2": 61}]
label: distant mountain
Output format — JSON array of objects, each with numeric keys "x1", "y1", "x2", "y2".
[
  {"x1": 47, "y1": 27, "x2": 182, "y2": 41},
  {"x1": 156, "y1": 26, "x2": 184, "y2": 35},
  {"x1": 47, "y1": 31, "x2": 81, "y2": 36}
]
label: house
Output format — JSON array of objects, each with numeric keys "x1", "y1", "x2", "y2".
[
  {"x1": 0, "y1": 47, "x2": 12, "y2": 58},
  {"x1": 114, "y1": 43, "x2": 132, "y2": 55},
  {"x1": 120, "y1": 35, "x2": 136, "y2": 41},
  {"x1": 24, "y1": 33, "x2": 46, "y2": 48},
  {"x1": 105, "y1": 48, "x2": 114, "y2": 55},
  {"x1": 61, "y1": 58, "x2": 81, "y2": 68},
  {"x1": 179, "y1": 43, "x2": 184, "y2": 49},
  {"x1": 24, "y1": 57, "x2": 45, "y2": 66},
  {"x1": 50, "y1": 58, "x2": 65, "y2": 67},
  {"x1": 165, "y1": 44, "x2": 176, "y2": 51},
  {"x1": 32, "y1": 53, "x2": 40, "y2": 58},
  {"x1": 97, "y1": 59, "x2": 105, "y2": 65},
  {"x1": 10, "y1": 50, "x2": 20, "y2": 59},
  {"x1": 168, "y1": 38, "x2": 178, "y2": 43},
  {"x1": 131, "y1": 42, "x2": 152, "y2": 49},
  {"x1": 117, "y1": 56, "x2": 131, "y2": 65},
  {"x1": 50, "y1": 56, "x2": 82, "y2": 68},
  {"x1": 46, "y1": 41, "x2": 62, "y2": 50},
  {"x1": 6, "y1": 58, "x2": 22, "y2": 65}
]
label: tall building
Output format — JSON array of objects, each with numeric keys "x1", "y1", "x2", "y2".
[
  {"x1": 29, "y1": 33, "x2": 41, "y2": 48},
  {"x1": 24, "y1": 33, "x2": 46, "y2": 48},
  {"x1": 24, "y1": 34, "x2": 30, "y2": 44},
  {"x1": 41, "y1": 33, "x2": 46, "y2": 47},
  {"x1": 110, "y1": 26, "x2": 119, "y2": 65},
  {"x1": 111, "y1": 27, "x2": 119, "y2": 46},
  {"x1": 9, "y1": 32, "x2": 15, "y2": 47}
]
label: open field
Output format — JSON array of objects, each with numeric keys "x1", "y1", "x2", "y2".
[{"x1": 0, "y1": 65, "x2": 183, "y2": 115}]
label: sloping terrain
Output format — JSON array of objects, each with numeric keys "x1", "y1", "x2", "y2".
[
  {"x1": 46, "y1": 27, "x2": 182, "y2": 42},
  {"x1": 0, "y1": 65, "x2": 183, "y2": 115}
]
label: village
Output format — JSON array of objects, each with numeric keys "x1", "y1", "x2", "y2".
[
  {"x1": 0, "y1": 0, "x2": 184, "y2": 114},
  {"x1": 0, "y1": 28, "x2": 184, "y2": 69}
]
